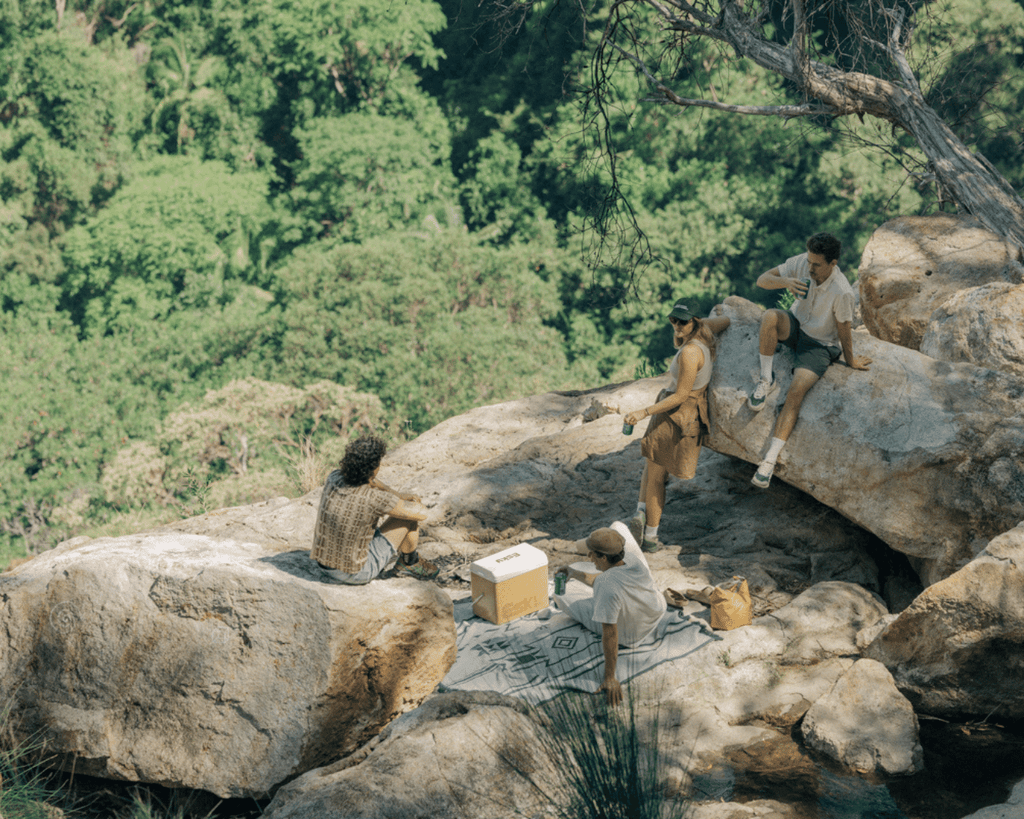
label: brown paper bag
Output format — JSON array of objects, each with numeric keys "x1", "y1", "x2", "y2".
[{"x1": 709, "y1": 577, "x2": 752, "y2": 630}]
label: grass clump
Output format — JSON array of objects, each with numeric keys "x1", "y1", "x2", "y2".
[{"x1": 534, "y1": 686, "x2": 691, "y2": 819}]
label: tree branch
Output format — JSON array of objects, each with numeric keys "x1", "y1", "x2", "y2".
[{"x1": 646, "y1": 89, "x2": 834, "y2": 118}]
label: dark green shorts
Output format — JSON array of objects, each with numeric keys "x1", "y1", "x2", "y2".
[{"x1": 779, "y1": 310, "x2": 841, "y2": 377}]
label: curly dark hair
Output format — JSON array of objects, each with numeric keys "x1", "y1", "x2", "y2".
[
  {"x1": 340, "y1": 436, "x2": 387, "y2": 486},
  {"x1": 806, "y1": 232, "x2": 841, "y2": 264}
]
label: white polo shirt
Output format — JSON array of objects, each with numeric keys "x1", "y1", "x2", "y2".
[{"x1": 780, "y1": 253, "x2": 856, "y2": 348}]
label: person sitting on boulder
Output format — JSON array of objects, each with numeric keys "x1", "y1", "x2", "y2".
[
  {"x1": 622, "y1": 301, "x2": 731, "y2": 551},
  {"x1": 310, "y1": 435, "x2": 438, "y2": 583},
  {"x1": 746, "y1": 232, "x2": 871, "y2": 488},
  {"x1": 554, "y1": 522, "x2": 667, "y2": 706}
]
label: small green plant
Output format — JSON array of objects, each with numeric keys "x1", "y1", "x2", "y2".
[
  {"x1": 179, "y1": 466, "x2": 213, "y2": 515},
  {"x1": 776, "y1": 287, "x2": 796, "y2": 311},
  {"x1": 633, "y1": 357, "x2": 664, "y2": 380},
  {"x1": 718, "y1": 650, "x2": 732, "y2": 667}
]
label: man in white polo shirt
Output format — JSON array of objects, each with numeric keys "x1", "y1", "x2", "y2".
[
  {"x1": 747, "y1": 232, "x2": 871, "y2": 488},
  {"x1": 554, "y1": 522, "x2": 667, "y2": 706}
]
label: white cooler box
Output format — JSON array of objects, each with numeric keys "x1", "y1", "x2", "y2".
[{"x1": 470, "y1": 543, "x2": 549, "y2": 624}]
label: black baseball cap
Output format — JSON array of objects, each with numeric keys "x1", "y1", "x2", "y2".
[{"x1": 668, "y1": 301, "x2": 696, "y2": 321}]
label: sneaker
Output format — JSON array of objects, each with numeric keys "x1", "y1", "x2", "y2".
[
  {"x1": 396, "y1": 557, "x2": 440, "y2": 580},
  {"x1": 748, "y1": 374, "x2": 777, "y2": 412},
  {"x1": 641, "y1": 537, "x2": 663, "y2": 553},
  {"x1": 751, "y1": 460, "x2": 775, "y2": 489},
  {"x1": 627, "y1": 510, "x2": 646, "y2": 547}
]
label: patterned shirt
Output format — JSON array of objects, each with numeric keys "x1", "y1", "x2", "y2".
[{"x1": 310, "y1": 471, "x2": 397, "y2": 573}]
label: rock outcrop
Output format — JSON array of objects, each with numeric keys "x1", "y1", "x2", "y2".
[
  {"x1": 920, "y1": 282, "x2": 1024, "y2": 378},
  {"x1": 801, "y1": 659, "x2": 923, "y2": 776},
  {"x1": 866, "y1": 522, "x2": 1024, "y2": 721},
  {"x1": 0, "y1": 529, "x2": 456, "y2": 798},
  {"x1": 960, "y1": 779, "x2": 1024, "y2": 819},
  {"x1": 262, "y1": 691, "x2": 564, "y2": 819},
  {"x1": 858, "y1": 215, "x2": 1024, "y2": 351},
  {"x1": 708, "y1": 296, "x2": 1024, "y2": 586}
]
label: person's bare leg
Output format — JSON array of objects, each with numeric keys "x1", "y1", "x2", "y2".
[
  {"x1": 753, "y1": 367, "x2": 820, "y2": 487},
  {"x1": 643, "y1": 461, "x2": 668, "y2": 527},
  {"x1": 380, "y1": 517, "x2": 419, "y2": 555},
  {"x1": 759, "y1": 309, "x2": 792, "y2": 355},
  {"x1": 772, "y1": 368, "x2": 820, "y2": 442},
  {"x1": 751, "y1": 310, "x2": 792, "y2": 409}
]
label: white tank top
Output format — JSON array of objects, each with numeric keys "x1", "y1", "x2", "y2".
[{"x1": 668, "y1": 341, "x2": 712, "y2": 393}]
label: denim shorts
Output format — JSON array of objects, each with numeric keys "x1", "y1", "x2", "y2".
[
  {"x1": 318, "y1": 529, "x2": 396, "y2": 585},
  {"x1": 779, "y1": 310, "x2": 841, "y2": 378}
]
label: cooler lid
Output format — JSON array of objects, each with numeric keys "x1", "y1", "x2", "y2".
[{"x1": 470, "y1": 543, "x2": 548, "y2": 583}]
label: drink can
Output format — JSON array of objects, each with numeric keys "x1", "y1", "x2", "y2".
[
  {"x1": 554, "y1": 573, "x2": 566, "y2": 595},
  {"x1": 622, "y1": 422, "x2": 634, "y2": 435},
  {"x1": 798, "y1": 277, "x2": 811, "y2": 298}
]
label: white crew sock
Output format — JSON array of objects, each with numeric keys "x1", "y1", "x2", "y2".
[
  {"x1": 644, "y1": 525, "x2": 659, "y2": 540},
  {"x1": 764, "y1": 437, "x2": 786, "y2": 465},
  {"x1": 759, "y1": 354, "x2": 774, "y2": 382},
  {"x1": 636, "y1": 502, "x2": 647, "y2": 515}
]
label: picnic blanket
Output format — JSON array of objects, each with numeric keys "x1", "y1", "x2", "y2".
[{"x1": 440, "y1": 592, "x2": 721, "y2": 706}]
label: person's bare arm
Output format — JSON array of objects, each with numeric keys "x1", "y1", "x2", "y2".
[
  {"x1": 387, "y1": 499, "x2": 428, "y2": 522},
  {"x1": 757, "y1": 266, "x2": 808, "y2": 298},
  {"x1": 704, "y1": 315, "x2": 731, "y2": 335},
  {"x1": 836, "y1": 321, "x2": 871, "y2": 370},
  {"x1": 370, "y1": 476, "x2": 421, "y2": 504},
  {"x1": 600, "y1": 623, "x2": 623, "y2": 706}
]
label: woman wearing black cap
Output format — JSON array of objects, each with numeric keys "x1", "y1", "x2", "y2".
[{"x1": 623, "y1": 302, "x2": 730, "y2": 551}]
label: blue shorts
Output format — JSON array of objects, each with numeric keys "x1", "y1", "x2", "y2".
[
  {"x1": 318, "y1": 529, "x2": 396, "y2": 585},
  {"x1": 779, "y1": 310, "x2": 841, "y2": 378}
]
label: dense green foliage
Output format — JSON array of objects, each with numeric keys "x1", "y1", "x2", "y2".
[{"x1": 1, "y1": 0, "x2": 1022, "y2": 559}]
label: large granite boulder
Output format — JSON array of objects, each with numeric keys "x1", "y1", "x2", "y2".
[
  {"x1": 858, "y1": 215, "x2": 1024, "y2": 351},
  {"x1": 262, "y1": 691, "x2": 565, "y2": 819},
  {"x1": 801, "y1": 659, "x2": 923, "y2": 776},
  {"x1": 707, "y1": 297, "x2": 1024, "y2": 586},
  {"x1": 920, "y1": 282, "x2": 1024, "y2": 378},
  {"x1": 0, "y1": 528, "x2": 456, "y2": 798},
  {"x1": 866, "y1": 522, "x2": 1024, "y2": 721}
]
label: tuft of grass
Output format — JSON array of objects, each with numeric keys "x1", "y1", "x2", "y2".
[
  {"x1": 532, "y1": 686, "x2": 692, "y2": 819},
  {"x1": 285, "y1": 436, "x2": 332, "y2": 495},
  {"x1": 115, "y1": 787, "x2": 221, "y2": 819},
  {"x1": 0, "y1": 703, "x2": 69, "y2": 819}
]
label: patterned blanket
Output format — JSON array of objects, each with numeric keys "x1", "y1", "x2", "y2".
[{"x1": 439, "y1": 593, "x2": 721, "y2": 706}]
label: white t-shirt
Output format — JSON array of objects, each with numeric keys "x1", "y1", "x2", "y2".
[
  {"x1": 590, "y1": 521, "x2": 667, "y2": 646},
  {"x1": 779, "y1": 254, "x2": 855, "y2": 348}
]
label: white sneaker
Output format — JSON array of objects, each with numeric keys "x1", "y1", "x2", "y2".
[
  {"x1": 751, "y1": 460, "x2": 775, "y2": 489},
  {"x1": 748, "y1": 374, "x2": 777, "y2": 412}
]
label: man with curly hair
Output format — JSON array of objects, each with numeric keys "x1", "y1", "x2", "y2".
[{"x1": 311, "y1": 435, "x2": 438, "y2": 582}]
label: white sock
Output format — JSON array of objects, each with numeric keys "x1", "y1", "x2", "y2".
[
  {"x1": 636, "y1": 502, "x2": 646, "y2": 515},
  {"x1": 764, "y1": 437, "x2": 786, "y2": 465},
  {"x1": 759, "y1": 354, "x2": 774, "y2": 382},
  {"x1": 645, "y1": 525, "x2": 659, "y2": 540}
]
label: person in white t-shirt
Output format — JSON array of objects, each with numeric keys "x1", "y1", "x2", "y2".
[
  {"x1": 553, "y1": 522, "x2": 667, "y2": 706},
  {"x1": 747, "y1": 232, "x2": 871, "y2": 488}
]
